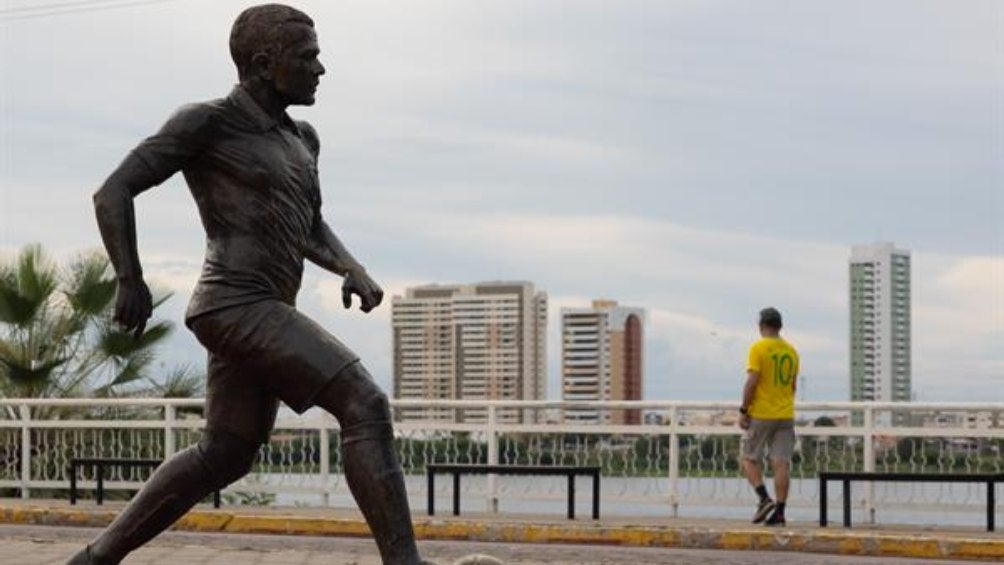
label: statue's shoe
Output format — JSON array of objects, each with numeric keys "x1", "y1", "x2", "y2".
[
  {"x1": 65, "y1": 546, "x2": 98, "y2": 565},
  {"x1": 65, "y1": 545, "x2": 118, "y2": 565}
]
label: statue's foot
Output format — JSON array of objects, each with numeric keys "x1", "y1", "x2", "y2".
[
  {"x1": 451, "y1": 555, "x2": 504, "y2": 565},
  {"x1": 65, "y1": 546, "x2": 96, "y2": 565}
]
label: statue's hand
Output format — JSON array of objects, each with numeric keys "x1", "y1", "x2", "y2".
[
  {"x1": 342, "y1": 268, "x2": 384, "y2": 313},
  {"x1": 114, "y1": 277, "x2": 153, "y2": 339}
]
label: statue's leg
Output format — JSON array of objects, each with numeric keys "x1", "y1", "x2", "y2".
[
  {"x1": 178, "y1": 302, "x2": 435, "y2": 564},
  {"x1": 74, "y1": 428, "x2": 260, "y2": 564},
  {"x1": 69, "y1": 337, "x2": 276, "y2": 565},
  {"x1": 314, "y1": 362, "x2": 423, "y2": 565}
]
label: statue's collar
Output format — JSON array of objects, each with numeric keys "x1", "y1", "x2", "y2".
[{"x1": 228, "y1": 85, "x2": 296, "y2": 133}]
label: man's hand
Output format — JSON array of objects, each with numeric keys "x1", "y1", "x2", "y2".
[
  {"x1": 739, "y1": 413, "x2": 752, "y2": 430},
  {"x1": 114, "y1": 278, "x2": 153, "y2": 339},
  {"x1": 341, "y1": 268, "x2": 384, "y2": 313}
]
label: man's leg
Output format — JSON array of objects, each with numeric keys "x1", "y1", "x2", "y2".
[
  {"x1": 69, "y1": 428, "x2": 261, "y2": 564},
  {"x1": 313, "y1": 361, "x2": 424, "y2": 565},
  {"x1": 772, "y1": 457, "x2": 790, "y2": 504},
  {"x1": 741, "y1": 456, "x2": 764, "y2": 489},
  {"x1": 741, "y1": 421, "x2": 774, "y2": 523},
  {"x1": 763, "y1": 458, "x2": 790, "y2": 526},
  {"x1": 763, "y1": 421, "x2": 795, "y2": 526}
]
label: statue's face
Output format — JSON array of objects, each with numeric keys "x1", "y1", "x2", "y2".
[{"x1": 272, "y1": 25, "x2": 325, "y2": 106}]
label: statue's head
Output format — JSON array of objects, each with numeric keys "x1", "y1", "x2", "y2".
[{"x1": 230, "y1": 4, "x2": 324, "y2": 105}]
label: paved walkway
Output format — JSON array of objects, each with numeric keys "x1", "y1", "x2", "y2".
[
  {"x1": 0, "y1": 524, "x2": 978, "y2": 565},
  {"x1": 0, "y1": 499, "x2": 1000, "y2": 562}
]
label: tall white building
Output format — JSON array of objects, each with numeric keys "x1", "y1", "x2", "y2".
[
  {"x1": 392, "y1": 281, "x2": 547, "y2": 423},
  {"x1": 561, "y1": 299, "x2": 644, "y2": 425},
  {"x1": 849, "y1": 242, "x2": 911, "y2": 422}
]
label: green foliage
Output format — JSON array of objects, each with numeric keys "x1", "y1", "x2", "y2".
[
  {"x1": 0, "y1": 244, "x2": 201, "y2": 405},
  {"x1": 814, "y1": 415, "x2": 837, "y2": 427},
  {"x1": 222, "y1": 489, "x2": 276, "y2": 507}
]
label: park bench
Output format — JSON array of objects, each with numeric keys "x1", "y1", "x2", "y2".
[
  {"x1": 426, "y1": 463, "x2": 600, "y2": 520},
  {"x1": 818, "y1": 471, "x2": 1002, "y2": 532},
  {"x1": 69, "y1": 457, "x2": 221, "y2": 508}
]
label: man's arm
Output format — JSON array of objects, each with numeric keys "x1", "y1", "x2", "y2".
[
  {"x1": 739, "y1": 370, "x2": 760, "y2": 429},
  {"x1": 792, "y1": 354, "x2": 800, "y2": 394},
  {"x1": 741, "y1": 370, "x2": 760, "y2": 412},
  {"x1": 93, "y1": 103, "x2": 210, "y2": 336}
]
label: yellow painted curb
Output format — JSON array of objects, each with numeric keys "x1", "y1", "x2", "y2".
[
  {"x1": 954, "y1": 540, "x2": 1004, "y2": 560},
  {"x1": 718, "y1": 530, "x2": 755, "y2": 550},
  {"x1": 175, "y1": 512, "x2": 232, "y2": 531},
  {"x1": 1, "y1": 504, "x2": 1001, "y2": 562},
  {"x1": 876, "y1": 536, "x2": 941, "y2": 559}
]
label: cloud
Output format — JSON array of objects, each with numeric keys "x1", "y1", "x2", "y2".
[
  {"x1": 2, "y1": 0, "x2": 1000, "y2": 402},
  {"x1": 911, "y1": 254, "x2": 1004, "y2": 399}
]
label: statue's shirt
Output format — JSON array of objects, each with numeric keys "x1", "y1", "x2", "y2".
[{"x1": 130, "y1": 86, "x2": 322, "y2": 321}]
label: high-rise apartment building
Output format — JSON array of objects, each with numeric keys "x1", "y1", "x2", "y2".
[
  {"x1": 392, "y1": 281, "x2": 547, "y2": 423},
  {"x1": 561, "y1": 299, "x2": 644, "y2": 425},
  {"x1": 849, "y1": 242, "x2": 911, "y2": 423}
]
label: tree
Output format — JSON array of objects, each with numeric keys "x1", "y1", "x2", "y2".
[
  {"x1": 0, "y1": 244, "x2": 197, "y2": 406},
  {"x1": 814, "y1": 415, "x2": 837, "y2": 427}
]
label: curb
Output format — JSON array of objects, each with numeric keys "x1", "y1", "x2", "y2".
[{"x1": 1, "y1": 504, "x2": 1001, "y2": 562}]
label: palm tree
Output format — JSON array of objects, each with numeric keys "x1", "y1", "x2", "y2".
[
  {"x1": 0, "y1": 244, "x2": 189, "y2": 409},
  {"x1": 0, "y1": 245, "x2": 205, "y2": 498}
]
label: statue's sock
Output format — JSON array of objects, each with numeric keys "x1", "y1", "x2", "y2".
[
  {"x1": 87, "y1": 430, "x2": 258, "y2": 563},
  {"x1": 341, "y1": 421, "x2": 422, "y2": 565}
]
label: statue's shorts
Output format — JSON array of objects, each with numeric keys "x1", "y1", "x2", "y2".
[{"x1": 187, "y1": 300, "x2": 359, "y2": 443}]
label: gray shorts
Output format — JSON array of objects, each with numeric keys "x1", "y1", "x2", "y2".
[
  {"x1": 742, "y1": 418, "x2": 796, "y2": 462},
  {"x1": 188, "y1": 300, "x2": 359, "y2": 443}
]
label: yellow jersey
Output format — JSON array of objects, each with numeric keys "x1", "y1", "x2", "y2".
[{"x1": 746, "y1": 337, "x2": 799, "y2": 420}]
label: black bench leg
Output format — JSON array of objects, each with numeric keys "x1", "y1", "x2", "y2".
[
  {"x1": 427, "y1": 471, "x2": 434, "y2": 516},
  {"x1": 842, "y1": 479, "x2": 851, "y2": 528},
  {"x1": 452, "y1": 472, "x2": 460, "y2": 516},
  {"x1": 96, "y1": 465, "x2": 104, "y2": 506},
  {"x1": 567, "y1": 474, "x2": 575, "y2": 520},
  {"x1": 988, "y1": 480, "x2": 995, "y2": 532},
  {"x1": 592, "y1": 471, "x2": 600, "y2": 520},
  {"x1": 819, "y1": 478, "x2": 827, "y2": 527},
  {"x1": 213, "y1": 489, "x2": 221, "y2": 509},
  {"x1": 69, "y1": 465, "x2": 77, "y2": 505}
]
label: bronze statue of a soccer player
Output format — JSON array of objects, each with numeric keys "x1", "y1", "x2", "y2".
[{"x1": 70, "y1": 5, "x2": 483, "y2": 565}]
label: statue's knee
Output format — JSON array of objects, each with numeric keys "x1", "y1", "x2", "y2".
[
  {"x1": 338, "y1": 363, "x2": 391, "y2": 425},
  {"x1": 197, "y1": 430, "x2": 261, "y2": 486},
  {"x1": 363, "y1": 388, "x2": 391, "y2": 420},
  {"x1": 336, "y1": 368, "x2": 394, "y2": 445}
]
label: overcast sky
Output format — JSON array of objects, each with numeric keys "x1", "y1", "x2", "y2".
[{"x1": 1, "y1": 0, "x2": 1001, "y2": 403}]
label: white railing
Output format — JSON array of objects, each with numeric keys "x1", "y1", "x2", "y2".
[{"x1": 0, "y1": 399, "x2": 1001, "y2": 526}]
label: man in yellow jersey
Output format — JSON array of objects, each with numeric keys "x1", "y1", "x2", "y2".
[{"x1": 739, "y1": 307, "x2": 799, "y2": 526}]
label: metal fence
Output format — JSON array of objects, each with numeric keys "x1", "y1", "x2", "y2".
[{"x1": 0, "y1": 399, "x2": 1001, "y2": 525}]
